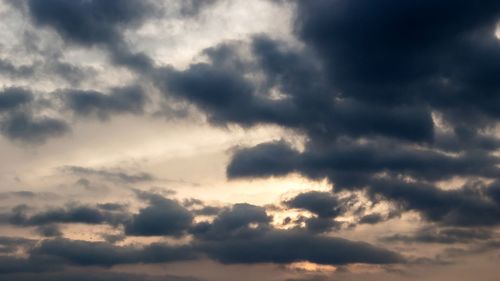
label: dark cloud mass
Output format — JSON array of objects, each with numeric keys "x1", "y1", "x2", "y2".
[
  {"x1": 0, "y1": 272, "x2": 201, "y2": 281},
  {"x1": 124, "y1": 192, "x2": 193, "y2": 237},
  {"x1": 26, "y1": 0, "x2": 155, "y2": 46},
  {"x1": 31, "y1": 238, "x2": 197, "y2": 266},
  {"x1": 0, "y1": 111, "x2": 69, "y2": 144},
  {"x1": 2, "y1": 0, "x2": 500, "y2": 280},
  {"x1": 197, "y1": 229, "x2": 403, "y2": 266},
  {"x1": 215, "y1": 1, "x2": 500, "y2": 229},
  {"x1": 7, "y1": 204, "x2": 127, "y2": 227},
  {"x1": 63, "y1": 166, "x2": 155, "y2": 183},
  {"x1": 61, "y1": 86, "x2": 147, "y2": 120},
  {"x1": 0, "y1": 88, "x2": 33, "y2": 112}
]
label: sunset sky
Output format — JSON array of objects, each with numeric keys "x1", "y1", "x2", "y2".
[{"x1": 0, "y1": 1, "x2": 500, "y2": 280}]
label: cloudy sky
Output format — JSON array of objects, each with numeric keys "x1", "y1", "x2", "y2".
[{"x1": 0, "y1": 0, "x2": 500, "y2": 280}]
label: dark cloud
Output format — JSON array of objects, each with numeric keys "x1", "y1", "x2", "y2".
[
  {"x1": 302, "y1": 217, "x2": 343, "y2": 234},
  {"x1": 382, "y1": 227, "x2": 493, "y2": 244},
  {"x1": 228, "y1": 139, "x2": 500, "y2": 188},
  {"x1": 1, "y1": 0, "x2": 500, "y2": 277},
  {"x1": 0, "y1": 191, "x2": 36, "y2": 200},
  {"x1": 61, "y1": 86, "x2": 147, "y2": 120},
  {"x1": 196, "y1": 229, "x2": 403, "y2": 266},
  {"x1": 147, "y1": 0, "x2": 500, "y2": 232},
  {"x1": 283, "y1": 191, "x2": 357, "y2": 233},
  {"x1": 227, "y1": 141, "x2": 300, "y2": 178},
  {"x1": 97, "y1": 203, "x2": 128, "y2": 212},
  {"x1": 296, "y1": 0, "x2": 500, "y2": 115},
  {"x1": 179, "y1": 0, "x2": 219, "y2": 16},
  {"x1": 368, "y1": 179, "x2": 500, "y2": 227},
  {"x1": 192, "y1": 206, "x2": 222, "y2": 216},
  {"x1": 285, "y1": 191, "x2": 346, "y2": 218},
  {"x1": 158, "y1": 63, "x2": 261, "y2": 125},
  {"x1": 124, "y1": 192, "x2": 193, "y2": 237},
  {"x1": 21, "y1": 0, "x2": 157, "y2": 71},
  {"x1": 63, "y1": 166, "x2": 154, "y2": 183},
  {"x1": 7, "y1": 204, "x2": 128, "y2": 227},
  {"x1": 0, "y1": 111, "x2": 69, "y2": 144},
  {"x1": 0, "y1": 236, "x2": 35, "y2": 254},
  {"x1": 0, "y1": 57, "x2": 94, "y2": 86},
  {"x1": 0, "y1": 271, "x2": 201, "y2": 281},
  {"x1": 359, "y1": 213, "x2": 385, "y2": 225},
  {"x1": 0, "y1": 59, "x2": 35, "y2": 79},
  {"x1": 190, "y1": 203, "x2": 271, "y2": 240},
  {"x1": 36, "y1": 224, "x2": 63, "y2": 237},
  {"x1": 190, "y1": 202, "x2": 402, "y2": 265},
  {"x1": 31, "y1": 238, "x2": 197, "y2": 267},
  {"x1": 25, "y1": 0, "x2": 155, "y2": 46},
  {"x1": 0, "y1": 199, "x2": 404, "y2": 275},
  {"x1": 0, "y1": 88, "x2": 33, "y2": 112},
  {"x1": 0, "y1": 255, "x2": 62, "y2": 274}
]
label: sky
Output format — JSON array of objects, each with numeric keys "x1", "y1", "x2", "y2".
[{"x1": 0, "y1": 0, "x2": 499, "y2": 280}]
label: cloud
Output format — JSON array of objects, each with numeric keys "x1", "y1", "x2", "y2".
[
  {"x1": 63, "y1": 166, "x2": 155, "y2": 184},
  {"x1": 382, "y1": 227, "x2": 493, "y2": 244},
  {"x1": 7, "y1": 204, "x2": 128, "y2": 227},
  {"x1": 285, "y1": 191, "x2": 347, "y2": 219},
  {"x1": 31, "y1": 238, "x2": 197, "y2": 267},
  {"x1": 0, "y1": 198, "x2": 404, "y2": 274},
  {"x1": 368, "y1": 179, "x2": 500, "y2": 227},
  {"x1": 25, "y1": 0, "x2": 156, "y2": 46},
  {"x1": 36, "y1": 224, "x2": 63, "y2": 237},
  {"x1": 61, "y1": 86, "x2": 147, "y2": 120},
  {"x1": 191, "y1": 202, "x2": 402, "y2": 265},
  {"x1": 0, "y1": 255, "x2": 61, "y2": 274},
  {"x1": 179, "y1": 0, "x2": 219, "y2": 16},
  {"x1": 147, "y1": 1, "x2": 500, "y2": 232},
  {"x1": 0, "y1": 59, "x2": 35, "y2": 79},
  {"x1": 0, "y1": 236, "x2": 35, "y2": 254},
  {"x1": 190, "y1": 203, "x2": 271, "y2": 240},
  {"x1": 359, "y1": 213, "x2": 385, "y2": 225},
  {"x1": 0, "y1": 271, "x2": 201, "y2": 281},
  {"x1": 124, "y1": 192, "x2": 193, "y2": 237},
  {"x1": 196, "y1": 229, "x2": 403, "y2": 266},
  {"x1": 0, "y1": 111, "x2": 69, "y2": 144},
  {"x1": 0, "y1": 88, "x2": 33, "y2": 112}
]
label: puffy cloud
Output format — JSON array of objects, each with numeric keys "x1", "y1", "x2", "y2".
[
  {"x1": 124, "y1": 192, "x2": 193, "y2": 237},
  {"x1": 382, "y1": 227, "x2": 493, "y2": 244},
  {"x1": 0, "y1": 111, "x2": 69, "y2": 144},
  {"x1": 196, "y1": 229, "x2": 403, "y2": 266},
  {"x1": 0, "y1": 88, "x2": 33, "y2": 112},
  {"x1": 61, "y1": 86, "x2": 148, "y2": 120},
  {"x1": 7, "y1": 204, "x2": 128, "y2": 227},
  {"x1": 31, "y1": 238, "x2": 197, "y2": 267},
  {"x1": 25, "y1": 0, "x2": 156, "y2": 46}
]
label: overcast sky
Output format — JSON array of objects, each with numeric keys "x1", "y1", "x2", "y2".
[{"x1": 0, "y1": 1, "x2": 500, "y2": 280}]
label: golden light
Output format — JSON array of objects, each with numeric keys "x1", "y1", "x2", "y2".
[{"x1": 288, "y1": 261, "x2": 337, "y2": 273}]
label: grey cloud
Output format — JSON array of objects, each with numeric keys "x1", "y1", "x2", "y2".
[
  {"x1": 63, "y1": 166, "x2": 155, "y2": 184},
  {"x1": 0, "y1": 271, "x2": 201, "y2": 281},
  {"x1": 382, "y1": 227, "x2": 494, "y2": 244},
  {"x1": 36, "y1": 224, "x2": 63, "y2": 237},
  {"x1": 0, "y1": 88, "x2": 33, "y2": 112},
  {"x1": 25, "y1": 0, "x2": 156, "y2": 47},
  {"x1": 124, "y1": 192, "x2": 193, "y2": 237},
  {"x1": 61, "y1": 86, "x2": 147, "y2": 120},
  {"x1": 191, "y1": 202, "x2": 402, "y2": 265},
  {"x1": 7, "y1": 204, "x2": 128, "y2": 227},
  {"x1": 1, "y1": 111, "x2": 69, "y2": 144},
  {"x1": 196, "y1": 229, "x2": 404, "y2": 266},
  {"x1": 0, "y1": 236, "x2": 35, "y2": 254},
  {"x1": 31, "y1": 238, "x2": 197, "y2": 267}
]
